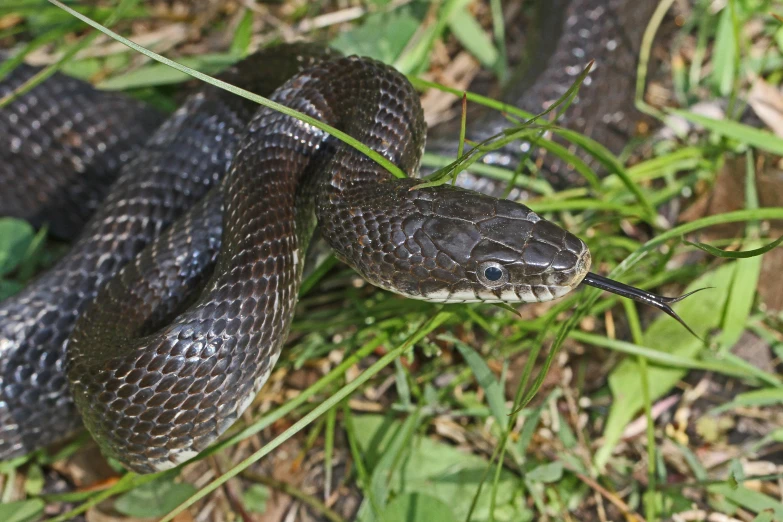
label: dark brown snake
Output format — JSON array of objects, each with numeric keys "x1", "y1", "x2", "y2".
[{"x1": 0, "y1": 0, "x2": 693, "y2": 473}]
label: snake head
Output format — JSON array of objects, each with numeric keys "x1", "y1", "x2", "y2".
[{"x1": 339, "y1": 183, "x2": 592, "y2": 304}]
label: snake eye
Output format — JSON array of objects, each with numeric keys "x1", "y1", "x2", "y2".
[
  {"x1": 477, "y1": 262, "x2": 509, "y2": 288},
  {"x1": 484, "y1": 266, "x2": 503, "y2": 281}
]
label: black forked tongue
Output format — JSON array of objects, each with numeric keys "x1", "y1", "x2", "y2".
[{"x1": 581, "y1": 272, "x2": 709, "y2": 340}]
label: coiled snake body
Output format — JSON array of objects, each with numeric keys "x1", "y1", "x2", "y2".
[{"x1": 0, "y1": 0, "x2": 670, "y2": 472}]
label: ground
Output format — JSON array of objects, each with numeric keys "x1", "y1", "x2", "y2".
[{"x1": 0, "y1": 0, "x2": 782, "y2": 521}]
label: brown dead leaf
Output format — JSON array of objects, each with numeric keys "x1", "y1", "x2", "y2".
[
  {"x1": 749, "y1": 78, "x2": 783, "y2": 137},
  {"x1": 0, "y1": 14, "x2": 22, "y2": 30},
  {"x1": 678, "y1": 158, "x2": 746, "y2": 238},
  {"x1": 732, "y1": 331, "x2": 775, "y2": 373},
  {"x1": 49, "y1": 445, "x2": 117, "y2": 488}
]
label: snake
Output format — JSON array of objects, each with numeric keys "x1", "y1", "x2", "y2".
[{"x1": 0, "y1": 0, "x2": 695, "y2": 473}]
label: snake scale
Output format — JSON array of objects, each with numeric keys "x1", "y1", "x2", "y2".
[{"x1": 0, "y1": 0, "x2": 682, "y2": 473}]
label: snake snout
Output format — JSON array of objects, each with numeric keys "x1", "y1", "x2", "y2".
[
  {"x1": 548, "y1": 234, "x2": 591, "y2": 293},
  {"x1": 491, "y1": 223, "x2": 591, "y2": 303}
]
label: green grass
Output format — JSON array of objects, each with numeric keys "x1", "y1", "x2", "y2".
[{"x1": 1, "y1": 0, "x2": 783, "y2": 521}]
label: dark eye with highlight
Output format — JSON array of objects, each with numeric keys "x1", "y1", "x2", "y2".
[
  {"x1": 484, "y1": 266, "x2": 503, "y2": 281},
  {"x1": 477, "y1": 262, "x2": 509, "y2": 287}
]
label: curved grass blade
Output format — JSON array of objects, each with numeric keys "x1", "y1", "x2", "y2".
[
  {"x1": 1, "y1": 0, "x2": 139, "y2": 109},
  {"x1": 671, "y1": 109, "x2": 783, "y2": 156},
  {"x1": 408, "y1": 75, "x2": 656, "y2": 218},
  {"x1": 420, "y1": 153, "x2": 555, "y2": 195},
  {"x1": 684, "y1": 235, "x2": 783, "y2": 258},
  {"x1": 412, "y1": 61, "x2": 595, "y2": 190},
  {"x1": 634, "y1": 0, "x2": 676, "y2": 119},
  {"x1": 509, "y1": 207, "x2": 783, "y2": 417},
  {"x1": 614, "y1": 207, "x2": 783, "y2": 277},
  {"x1": 45, "y1": 0, "x2": 408, "y2": 180}
]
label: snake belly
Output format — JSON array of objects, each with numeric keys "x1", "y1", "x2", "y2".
[{"x1": 0, "y1": 0, "x2": 653, "y2": 471}]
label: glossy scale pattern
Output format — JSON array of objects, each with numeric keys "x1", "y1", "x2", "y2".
[
  {"x1": 65, "y1": 56, "x2": 590, "y2": 472},
  {"x1": 0, "y1": 0, "x2": 655, "y2": 470},
  {"x1": 436, "y1": 0, "x2": 659, "y2": 197},
  {"x1": 0, "y1": 45, "x2": 337, "y2": 460},
  {"x1": 0, "y1": 60, "x2": 164, "y2": 239}
]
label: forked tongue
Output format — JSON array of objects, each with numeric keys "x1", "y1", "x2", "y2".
[{"x1": 581, "y1": 272, "x2": 708, "y2": 340}]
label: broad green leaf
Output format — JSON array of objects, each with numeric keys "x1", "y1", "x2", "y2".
[
  {"x1": 354, "y1": 414, "x2": 528, "y2": 522},
  {"x1": 525, "y1": 461, "x2": 563, "y2": 483},
  {"x1": 114, "y1": 478, "x2": 197, "y2": 518},
  {"x1": 596, "y1": 263, "x2": 734, "y2": 471},
  {"x1": 450, "y1": 336, "x2": 508, "y2": 429},
  {"x1": 242, "y1": 484, "x2": 270, "y2": 514},
  {"x1": 330, "y1": 3, "x2": 426, "y2": 66},
  {"x1": 0, "y1": 218, "x2": 34, "y2": 276},
  {"x1": 0, "y1": 500, "x2": 44, "y2": 522},
  {"x1": 709, "y1": 388, "x2": 783, "y2": 414},
  {"x1": 382, "y1": 493, "x2": 459, "y2": 522},
  {"x1": 710, "y1": 5, "x2": 737, "y2": 96},
  {"x1": 717, "y1": 242, "x2": 762, "y2": 351},
  {"x1": 708, "y1": 484, "x2": 783, "y2": 518},
  {"x1": 99, "y1": 53, "x2": 239, "y2": 90},
  {"x1": 670, "y1": 109, "x2": 783, "y2": 156},
  {"x1": 447, "y1": 8, "x2": 499, "y2": 74},
  {"x1": 230, "y1": 9, "x2": 254, "y2": 57}
]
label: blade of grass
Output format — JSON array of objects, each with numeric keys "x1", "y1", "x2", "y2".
[
  {"x1": 623, "y1": 299, "x2": 657, "y2": 522},
  {"x1": 230, "y1": 9, "x2": 254, "y2": 58},
  {"x1": 1, "y1": 0, "x2": 139, "y2": 108},
  {"x1": 323, "y1": 406, "x2": 335, "y2": 501},
  {"x1": 488, "y1": 0, "x2": 507, "y2": 81},
  {"x1": 342, "y1": 402, "x2": 383, "y2": 518},
  {"x1": 708, "y1": 389, "x2": 783, "y2": 414},
  {"x1": 414, "y1": 61, "x2": 595, "y2": 190},
  {"x1": 614, "y1": 208, "x2": 783, "y2": 277},
  {"x1": 445, "y1": 335, "x2": 507, "y2": 430},
  {"x1": 635, "y1": 0, "x2": 676, "y2": 119},
  {"x1": 682, "y1": 236, "x2": 782, "y2": 258},
  {"x1": 670, "y1": 109, "x2": 783, "y2": 156},
  {"x1": 569, "y1": 330, "x2": 778, "y2": 382},
  {"x1": 45, "y1": 0, "x2": 407, "y2": 180},
  {"x1": 420, "y1": 153, "x2": 555, "y2": 195}
]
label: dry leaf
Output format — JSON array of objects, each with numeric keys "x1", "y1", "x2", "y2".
[{"x1": 749, "y1": 78, "x2": 783, "y2": 137}]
